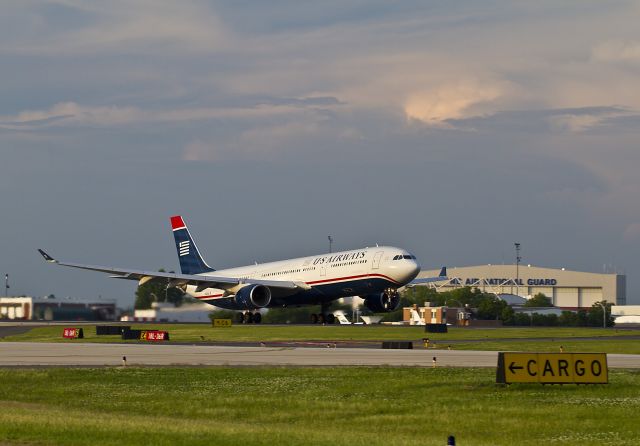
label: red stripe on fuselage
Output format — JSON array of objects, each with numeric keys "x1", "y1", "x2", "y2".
[
  {"x1": 195, "y1": 293, "x2": 224, "y2": 299},
  {"x1": 306, "y1": 273, "x2": 400, "y2": 286}
]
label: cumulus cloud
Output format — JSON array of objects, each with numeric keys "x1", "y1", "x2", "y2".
[{"x1": 404, "y1": 80, "x2": 504, "y2": 125}]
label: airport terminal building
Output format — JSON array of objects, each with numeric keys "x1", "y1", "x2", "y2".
[{"x1": 418, "y1": 264, "x2": 626, "y2": 309}]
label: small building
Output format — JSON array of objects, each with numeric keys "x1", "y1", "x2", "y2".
[
  {"x1": 0, "y1": 296, "x2": 118, "y2": 321},
  {"x1": 402, "y1": 304, "x2": 471, "y2": 326}
]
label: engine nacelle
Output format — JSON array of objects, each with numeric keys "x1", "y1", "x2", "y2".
[
  {"x1": 363, "y1": 290, "x2": 400, "y2": 313},
  {"x1": 234, "y1": 284, "x2": 272, "y2": 310}
]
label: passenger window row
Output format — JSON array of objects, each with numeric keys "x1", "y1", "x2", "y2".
[{"x1": 331, "y1": 260, "x2": 367, "y2": 267}]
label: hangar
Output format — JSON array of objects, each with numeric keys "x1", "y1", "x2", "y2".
[{"x1": 418, "y1": 264, "x2": 626, "y2": 309}]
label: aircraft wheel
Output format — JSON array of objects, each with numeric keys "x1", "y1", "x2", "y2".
[
  {"x1": 237, "y1": 313, "x2": 245, "y2": 324},
  {"x1": 246, "y1": 312, "x2": 254, "y2": 324},
  {"x1": 325, "y1": 314, "x2": 335, "y2": 325},
  {"x1": 253, "y1": 312, "x2": 262, "y2": 324},
  {"x1": 319, "y1": 314, "x2": 326, "y2": 324},
  {"x1": 310, "y1": 313, "x2": 319, "y2": 324}
]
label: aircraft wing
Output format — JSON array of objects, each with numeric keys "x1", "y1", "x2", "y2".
[
  {"x1": 37, "y1": 249, "x2": 301, "y2": 290},
  {"x1": 407, "y1": 266, "x2": 448, "y2": 287}
]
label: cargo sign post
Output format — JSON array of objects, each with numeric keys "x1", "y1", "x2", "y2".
[{"x1": 496, "y1": 352, "x2": 608, "y2": 384}]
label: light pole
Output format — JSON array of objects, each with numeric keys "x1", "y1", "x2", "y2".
[
  {"x1": 597, "y1": 302, "x2": 608, "y2": 329},
  {"x1": 328, "y1": 236, "x2": 333, "y2": 253},
  {"x1": 514, "y1": 243, "x2": 521, "y2": 296},
  {"x1": 4, "y1": 274, "x2": 9, "y2": 297}
]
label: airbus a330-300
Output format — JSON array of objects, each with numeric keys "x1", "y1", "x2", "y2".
[{"x1": 39, "y1": 216, "x2": 446, "y2": 323}]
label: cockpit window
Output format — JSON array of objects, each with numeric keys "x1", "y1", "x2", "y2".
[{"x1": 403, "y1": 255, "x2": 412, "y2": 260}]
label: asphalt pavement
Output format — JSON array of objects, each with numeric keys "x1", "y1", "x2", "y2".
[{"x1": 2, "y1": 342, "x2": 640, "y2": 368}]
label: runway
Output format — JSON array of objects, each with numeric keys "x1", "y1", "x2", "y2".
[{"x1": 2, "y1": 342, "x2": 640, "y2": 368}]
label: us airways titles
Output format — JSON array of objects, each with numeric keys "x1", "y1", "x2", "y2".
[
  {"x1": 451, "y1": 278, "x2": 558, "y2": 286},
  {"x1": 313, "y1": 251, "x2": 367, "y2": 265}
]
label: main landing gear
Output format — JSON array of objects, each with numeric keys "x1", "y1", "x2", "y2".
[
  {"x1": 310, "y1": 302, "x2": 335, "y2": 324},
  {"x1": 237, "y1": 311, "x2": 262, "y2": 324}
]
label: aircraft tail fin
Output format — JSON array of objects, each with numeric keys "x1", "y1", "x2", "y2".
[{"x1": 170, "y1": 215, "x2": 215, "y2": 274}]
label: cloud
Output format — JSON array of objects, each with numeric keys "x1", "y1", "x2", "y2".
[
  {"x1": 0, "y1": 1, "x2": 231, "y2": 55},
  {"x1": 0, "y1": 98, "x2": 343, "y2": 130},
  {"x1": 592, "y1": 40, "x2": 640, "y2": 63},
  {"x1": 445, "y1": 106, "x2": 632, "y2": 133},
  {"x1": 404, "y1": 79, "x2": 504, "y2": 125}
]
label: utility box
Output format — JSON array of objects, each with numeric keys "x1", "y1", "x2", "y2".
[{"x1": 425, "y1": 323, "x2": 448, "y2": 333}]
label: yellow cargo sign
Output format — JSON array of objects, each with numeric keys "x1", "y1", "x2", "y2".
[
  {"x1": 213, "y1": 318, "x2": 232, "y2": 327},
  {"x1": 496, "y1": 352, "x2": 608, "y2": 384}
]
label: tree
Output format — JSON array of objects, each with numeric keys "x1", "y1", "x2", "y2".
[
  {"x1": 511, "y1": 313, "x2": 532, "y2": 326},
  {"x1": 587, "y1": 301, "x2": 615, "y2": 327},
  {"x1": 475, "y1": 294, "x2": 508, "y2": 320},
  {"x1": 134, "y1": 269, "x2": 185, "y2": 309},
  {"x1": 524, "y1": 293, "x2": 553, "y2": 307},
  {"x1": 501, "y1": 305, "x2": 515, "y2": 325},
  {"x1": 558, "y1": 310, "x2": 579, "y2": 327}
]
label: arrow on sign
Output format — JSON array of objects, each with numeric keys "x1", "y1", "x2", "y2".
[{"x1": 509, "y1": 362, "x2": 524, "y2": 374}]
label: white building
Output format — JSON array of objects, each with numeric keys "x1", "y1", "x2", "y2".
[
  {"x1": 121, "y1": 302, "x2": 213, "y2": 323},
  {"x1": 611, "y1": 305, "x2": 640, "y2": 324}
]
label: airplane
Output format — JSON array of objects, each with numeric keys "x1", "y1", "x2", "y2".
[{"x1": 38, "y1": 215, "x2": 446, "y2": 324}]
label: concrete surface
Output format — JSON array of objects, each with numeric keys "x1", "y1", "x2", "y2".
[{"x1": 1, "y1": 342, "x2": 639, "y2": 368}]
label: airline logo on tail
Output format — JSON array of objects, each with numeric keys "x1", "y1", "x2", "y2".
[{"x1": 170, "y1": 215, "x2": 215, "y2": 275}]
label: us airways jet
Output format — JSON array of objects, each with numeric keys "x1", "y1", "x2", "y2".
[{"x1": 38, "y1": 216, "x2": 446, "y2": 324}]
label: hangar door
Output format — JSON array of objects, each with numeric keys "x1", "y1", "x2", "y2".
[
  {"x1": 580, "y1": 288, "x2": 603, "y2": 307},
  {"x1": 554, "y1": 287, "x2": 579, "y2": 307}
]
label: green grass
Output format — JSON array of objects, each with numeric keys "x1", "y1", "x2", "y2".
[
  {"x1": 443, "y1": 339, "x2": 640, "y2": 354},
  {"x1": 3, "y1": 324, "x2": 639, "y2": 344},
  {"x1": 0, "y1": 367, "x2": 639, "y2": 445}
]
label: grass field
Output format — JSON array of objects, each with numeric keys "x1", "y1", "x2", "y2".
[
  {"x1": 3, "y1": 324, "x2": 640, "y2": 354},
  {"x1": 0, "y1": 367, "x2": 638, "y2": 445}
]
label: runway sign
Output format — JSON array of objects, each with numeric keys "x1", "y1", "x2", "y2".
[
  {"x1": 62, "y1": 328, "x2": 84, "y2": 339},
  {"x1": 213, "y1": 319, "x2": 232, "y2": 327},
  {"x1": 496, "y1": 352, "x2": 608, "y2": 384},
  {"x1": 140, "y1": 330, "x2": 170, "y2": 341}
]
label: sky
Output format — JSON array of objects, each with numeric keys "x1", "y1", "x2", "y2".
[{"x1": 1, "y1": 0, "x2": 639, "y2": 307}]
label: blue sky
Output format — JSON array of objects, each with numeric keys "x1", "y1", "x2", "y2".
[{"x1": 1, "y1": 1, "x2": 639, "y2": 306}]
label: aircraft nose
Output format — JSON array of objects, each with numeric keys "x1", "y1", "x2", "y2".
[{"x1": 398, "y1": 259, "x2": 420, "y2": 283}]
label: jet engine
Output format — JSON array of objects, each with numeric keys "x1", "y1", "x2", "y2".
[
  {"x1": 234, "y1": 284, "x2": 272, "y2": 309},
  {"x1": 363, "y1": 289, "x2": 400, "y2": 313}
]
